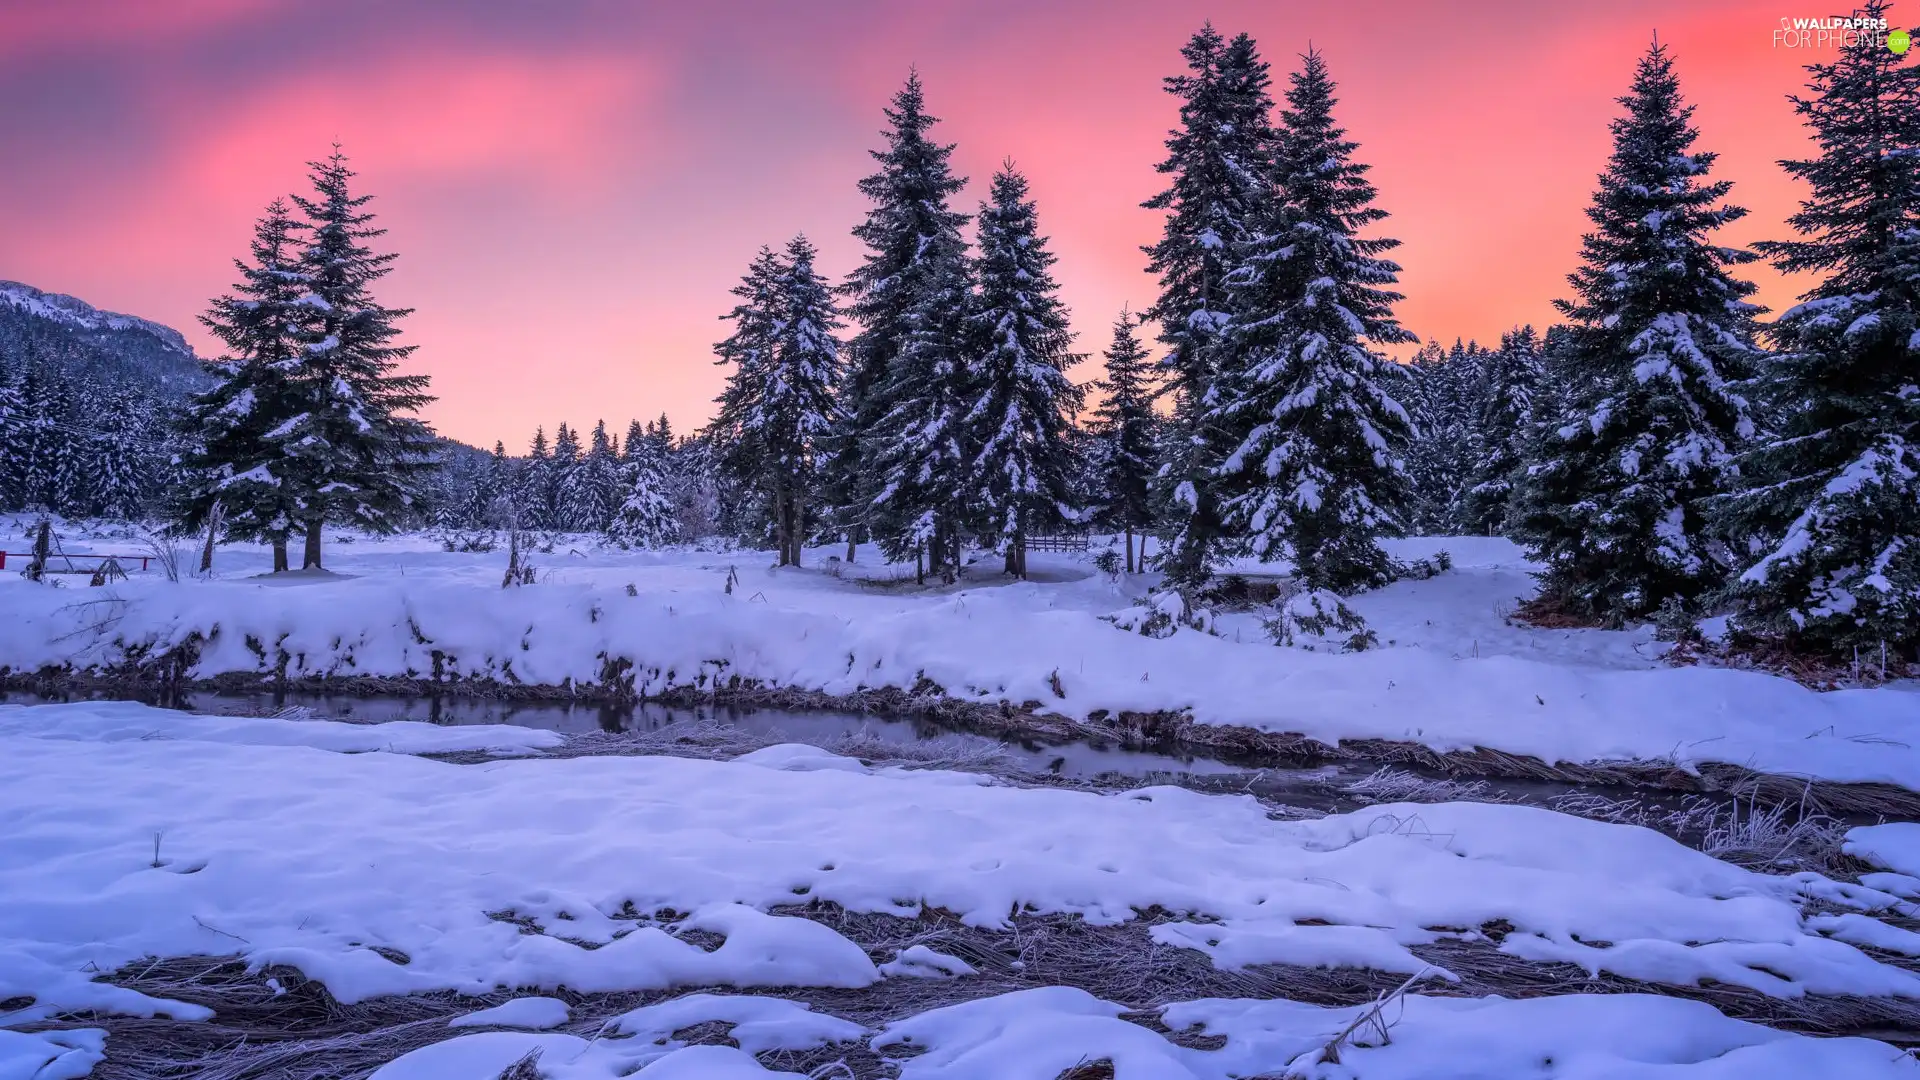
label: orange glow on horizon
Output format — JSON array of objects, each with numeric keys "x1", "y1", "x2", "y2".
[{"x1": 0, "y1": 0, "x2": 1866, "y2": 447}]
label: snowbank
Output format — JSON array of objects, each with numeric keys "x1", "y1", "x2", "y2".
[
  {"x1": 0, "y1": 703, "x2": 1913, "y2": 1029},
  {"x1": 357, "y1": 988, "x2": 1920, "y2": 1079},
  {"x1": 3, "y1": 567, "x2": 1916, "y2": 788}
]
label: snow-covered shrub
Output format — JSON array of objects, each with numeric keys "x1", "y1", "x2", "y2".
[
  {"x1": 1654, "y1": 595, "x2": 1703, "y2": 646},
  {"x1": 1104, "y1": 590, "x2": 1215, "y2": 639},
  {"x1": 441, "y1": 531, "x2": 498, "y2": 554},
  {"x1": 1264, "y1": 588, "x2": 1368, "y2": 649},
  {"x1": 1396, "y1": 549, "x2": 1453, "y2": 580}
]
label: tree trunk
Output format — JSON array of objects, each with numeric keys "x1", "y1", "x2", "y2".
[
  {"x1": 1004, "y1": 542, "x2": 1018, "y2": 576},
  {"x1": 199, "y1": 531, "x2": 216, "y2": 574},
  {"x1": 774, "y1": 491, "x2": 792, "y2": 567},
  {"x1": 789, "y1": 497, "x2": 804, "y2": 568},
  {"x1": 272, "y1": 537, "x2": 289, "y2": 574},
  {"x1": 846, "y1": 530, "x2": 857, "y2": 563},
  {"x1": 303, "y1": 520, "x2": 323, "y2": 570},
  {"x1": 1125, "y1": 527, "x2": 1135, "y2": 574},
  {"x1": 915, "y1": 544, "x2": 925, "y2": 585}
]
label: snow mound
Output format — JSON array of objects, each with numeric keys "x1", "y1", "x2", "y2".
[
  {"x1": 0, "y1": 1029, "x2": 105, "y2": 1080},
  {"x1": 1848, "y1": 823, "x2": 1920, "y2": 878},
  {"x1": 607, "y1": 993, "x2": 866, "y2": 1054},
  {"x1": 1163, "y1": 991, "x2": 1919, "y2": 1079},
  {"x1": 448, "y1": 996, "x2": 570, "y2": 1030}
]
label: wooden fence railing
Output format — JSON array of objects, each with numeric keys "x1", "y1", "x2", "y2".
[{"x1": 1, "y1": 551, "x2": 151, "y2": 574}]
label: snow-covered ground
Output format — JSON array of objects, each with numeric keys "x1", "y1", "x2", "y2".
[
  {"x1": 2, "y1": 700, "x2": 1918, "y2": 1078},
  {"x1": 3, "y1": 521, "x2": 1916, "y2": 790}
]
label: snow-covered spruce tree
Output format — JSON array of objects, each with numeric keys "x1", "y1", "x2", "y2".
[
  {"x1": 647, "y1": 412, "x2": 674, "y2": 455},
  {"x1": 609, "y1": 427, "x2": 678, "y2": 549},
  {"x1": 1727, "y1": 2, "x2": 1920, "y2": 655},
  {"x1": 173, "y1": 197, "x2": 312, "y2": 569},
  {"x1": 1399, "y1": 343, "x2": 1451, "y2": 533},
  {"x1": 864, "y1": 240, "x2": 977, "y2": 581},
  {"x1": 1402, "y1": 339, "x2": 1495, "y2": 533},
  {"x1": 518, "y1": 427, "x2": 555, "y2": 529},
  {"x1": 275, "y1": 150, "x2": 437, "y2": 570},
  {"x1": 1436, "y1": 339, "x2": 1491, "y2": 529},
  {"x1": 547, "y1": 421, "x2": 581, "y2": 529},
  {"x1": 0, "y1": 369, "x2": 24, "y2": 511},
  {"x1": 711, "y1": 246, "x2": 786, "y2": 551},
  {"x1": 622, "y1": 419, "x2": 648, "y2": 466},
  {"x1": 1510, "y1": 42, "x2": 1761, "y2": 623},
  {"x1": 1142, "y1": 26, "x2": 1277, "y2": 588},
  {"x1": 460, "y1": 441, "x2": 509, "y2": 527},
  {"x1": 1456, "y1": 325, "x2": 1544, "y2": 536},
  {"x1": 1089, "y1": 309, "x2": 1161, "y2": 573},
  {"x1": 713, "y1": 237, "x2": 843, "y2": 566},
  {"x1": 46, "y1": 383, "x2": 85, "y2": 516},
  {"x1": 559, "y1": 420, "x2": 619, "y2": 533},
  {"x1": 966, "y1": 166, "x2": 1086, "y2": 579},
  {"x1": 14, "y1": 369, "x2": 67, "y2": 513},
  {"x1": 1206, "y1": 48, "x2": 1417, "y2": 594},
  {"x1": 90, "y1": 389, "x2": 154, "y2": 520},
  {"x1": 666, "y1": 434, "x2": 726, "y2": 542},
  {"x1": 832, "y1": 71, "x2": 972, "y2": 564}
]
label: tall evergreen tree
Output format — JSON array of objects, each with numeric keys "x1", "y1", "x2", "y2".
[
  {"x1": 519, "y1": 427, "x2": 555, "y2": 529},
  {"x1": 276, "y1": 149, "x2": 437, "y2": 569},
  {"x1": 865, "y1": 237, "x2": 977, "y2": 579},
  {"x1": 562, "y1": 420, "x2": 620, "y2": 532},
  {"x1": 1206, "y1": 49, "x2": 1417, "y2": 593},
  {"x1": 462, "y1": 441, "x2": 509, "y2": 526},
  {"x1": 966, "y1": 166, "x2": 1085, "y2": 579},
  {"x1": 833, "y1": 72, "x2": 972, "y2": 564},
  {"x1": 713, "y1": 237, "x2": 843, "y2": 566},
  {"x1": 609, "y1": 431, "x2": 678, "y2": 549},
  {"x1": 1402, "y1": 339, "x2": 1495, "y2": 533},
  {"x1": 1511, "y1": 42, "x2": 1761, "y2": 622},
  {"x1": 91, "y1": 389, "x2": 153, "y2": 520},
  {"x1": 709, "y1": 246, "x2": 782, "y2": 554},
  {"x1": 174, "y1": 199, "x2": 309, "y2": 570},
  {"x1": 16, "y1": 368, "x2": 61, "y2": 511},
  {"x1": 1089, "y1": 309, "x2": 1161, "y2": 573},
  {"x1": 0, "y1": 368, "x2": 24, "y2": 511},
  {"x1": 1456, "y1": 325, "x2": 1544, "y2": 536},
  {"x1": 670, "y1": 434, "x2": 729, "y2": 542},
  {"x1": 622, "y1": 418, "x2": 648, "y2": 464},
  {"x1": 41, "y1": 379, "x2": 83, "y2": 516},
  {"x1": 1142, "y1": 26, "x2": 1278, "y2": 587},
  {"x1": 647, "y1": 412, "x2": 674, "y2": 454},
  {"x1": 1729, "y1": 1, "x2": 1920, "y2": 654},
  {"x1": 1400, "y1": 342, "x2": 1453, "y2": 533},
  {"x1": 550, "y1": 422, "x2": 580, "y2": 475},
  {"x1": 598, "y1": 421, "x2": 628, "y2": 515}
]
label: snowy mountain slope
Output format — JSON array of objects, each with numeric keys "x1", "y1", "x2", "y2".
[
  {"x1": 0, "y1": 279, "x2": 206, "y2": 394},
  {"x1": 0, "y1": 281, "x2": 193, "y2": 356}
]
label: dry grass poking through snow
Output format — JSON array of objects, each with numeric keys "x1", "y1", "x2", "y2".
[{"x1": 43, "y1": 903, "x2": 1920, "y2": 1079}]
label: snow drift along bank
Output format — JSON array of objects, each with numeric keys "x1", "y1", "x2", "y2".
[{"x1": 2, "y1": 574, "x2": 1916, "y2": 789}]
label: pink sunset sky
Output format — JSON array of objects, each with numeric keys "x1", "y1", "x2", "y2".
[{"x1": 0, "y1": 0, "x2": 1865, "y2": 448}]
